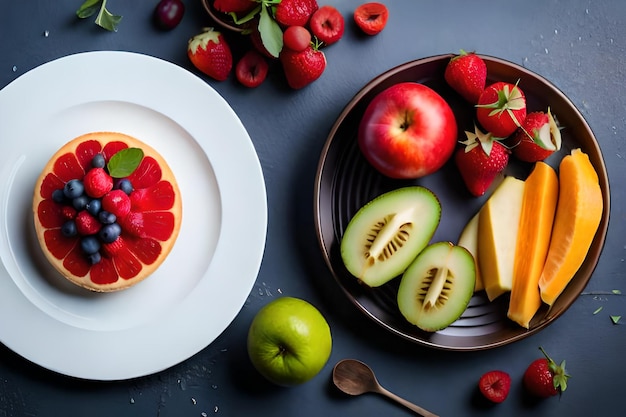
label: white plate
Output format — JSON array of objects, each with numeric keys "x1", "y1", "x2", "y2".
[{"x1": 0, "y1": 51, "x2": 267, "y2": 380}]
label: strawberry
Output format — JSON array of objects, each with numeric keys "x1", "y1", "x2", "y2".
[
  {"x1": 102, "y1": 190, "x2": 131, "y2": 218},
  {"x1": 75, "y1": 210, "x2": 102, "y2": 235},
  {"x1": 213, "y1": 0, "x2": 255, "y2": 14},
  {"x1": 188, "y1": 27, "x2": 233, "y2": 81},
  {"x1": 354, "y1": 2, "x2": 389, "y2": 35},
  {"x1": 476, "y1": 81, "x2": 527, "y2": 138},
  {"x1": 309, "y1": 5, "x2": 345, "y2": 45},
  {"x1": 478, "y1": 370, "x2": 511, "y2": 403},
  {"x1": 511, "y1": 108, "x2": 562, "y2": 162},
  {"x1": 235, "y1": 50, "x2": 269, "y2": 88},
  {"x1": 455, "y1": 124, "x2": 510, "y2": 197},
  {"x1": 83, "y1": 167, "x2": 113, "y2": 198},
  {"x1": 444, "y1": 50, "x2": 487, "y2": 104},
  {"x1": 275, "y1": 0, "x2": 319, "y2": 27},
  {"x1": 280, "y1": 43, "x2": 326, "y2": 89},
  {"x1": 523, "y1": 347, "x2": 570, "y2": 398}
]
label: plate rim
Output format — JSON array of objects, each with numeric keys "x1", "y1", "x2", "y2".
[
  {"x1": 0, "y1": 51, "x2": 268, "y2": 379},
  {"x1": 314, "y1": 53, "x2": 611, "y2": 351}
]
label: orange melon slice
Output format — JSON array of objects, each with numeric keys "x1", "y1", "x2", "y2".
[
  {"x1": 33, "y1": 132, "x2": 182, "y2": 292},
  {"x1": 538, "y1": 148, "x2": 603, "y2": 305},
  {"x1": 508, "y1": 162, "x2": 558, "y2": 328}
]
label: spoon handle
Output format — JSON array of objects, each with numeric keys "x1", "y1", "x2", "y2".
[{"x1": 377, "y1": 385, "x2": 439, "y2": 417}]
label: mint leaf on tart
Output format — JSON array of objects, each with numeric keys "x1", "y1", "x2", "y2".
[{"x1": 107, "y1": 148, "x2": 143, "y2": 178}]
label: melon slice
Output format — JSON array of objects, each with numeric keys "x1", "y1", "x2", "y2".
[{"x1": 33, "y1": 132, "x2": 182, "y2": 292}]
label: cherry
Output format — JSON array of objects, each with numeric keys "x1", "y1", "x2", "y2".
[
  {"x1": 153, "y1": 0, "x2": 185, "y2": 30},
  {"x1": 283, "y1": 26, "x2": 312, "y2": 52}
]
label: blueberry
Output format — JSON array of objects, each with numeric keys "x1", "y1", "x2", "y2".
[
  {"x1": 99, "y1": 223, "x2": 122, "y2": 243},
  {"x1": 86, "y1": 199, "x2": 102, "y2": 216},
  {"x1": 80, "y1": 236, "x2": 101, "y2": 254},
  {"x1": 63, "y1": 179, "x2": 84, "y2": 199},
  {"x1": 87, "y1": 252, "x2": 102, "y2": 265},
  {"x1": 61, "y1": 220, "x2": 77, "y2": 237},
  {"x1": 92, "y1": 153, "x2": 106, "y2": 169},
  {"x1": 52, "y1": 189, "x2": 66, "y2": 204},
  {"x1": 116, "y1": 178, "x2": 134, "y2": 195},
  {"x1": 72, "y1": 195, "x2": 90, "y2": 211},
  {"x1": 98, "y1": 211, "x2": 117, "y2": 224}
]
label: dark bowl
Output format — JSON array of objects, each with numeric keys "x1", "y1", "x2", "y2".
[
  {"x1": 313, "y1": 54, "x2": 611, "y2": 351},
  {"x1": 201, "y1": 0, "x2": 245, "y2": 33}
]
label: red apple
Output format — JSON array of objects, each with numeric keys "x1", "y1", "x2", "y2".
[{"x1": 358, "y1": 82, "x2": 457, "y2": 179}]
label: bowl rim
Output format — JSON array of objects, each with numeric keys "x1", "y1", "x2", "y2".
[{"x1": 201, "y1": 0, "x2": 246, "y2": 33}]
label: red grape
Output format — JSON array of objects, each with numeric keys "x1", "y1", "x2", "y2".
[{"x1": 153, "y1": 0, "x2": 185, "y2": 30}]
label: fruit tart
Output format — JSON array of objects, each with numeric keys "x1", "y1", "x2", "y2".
[{"x1": 33, "y1": 132, "x2": 182, "y2": 292}]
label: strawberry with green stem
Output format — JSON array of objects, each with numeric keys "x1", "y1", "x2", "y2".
[
  {"x1": 227, "y1": 0, "x2": 319, "y2": 58},
  {"x1": 444, "y1": 50, "x2": 487, "y2": 104},
  {"x1": 476, "y1": 81, "x2": 527, "y2": 138},
  {"x1": 280, "y1": 38, "x2": 326, "y2": 89},
  {"x1": 523, "y1": 346, "x2": 570, "y2": 398},
  {"x1": 188, "y1": 27, "x2": 233, "y2": 81},
  {"x1": 455, "y1": 124, "x2": 510, "y2": 197},
  {"x1": 511, "y1": 108, "x2": 562, "y2": 162}
]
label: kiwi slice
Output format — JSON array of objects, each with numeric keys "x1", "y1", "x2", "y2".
[
  {"x1": 397, "y1": 242, "x2": 475, "y2": 332},
  {"x1": 340, "y1": 186, "x2": 441, "y2": 287}
]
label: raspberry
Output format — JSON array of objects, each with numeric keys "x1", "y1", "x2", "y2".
[
  {"x1": 102, "y1": 190, "x2": 131, "y2": 218},
  {"x1": 83, "y1": 167, "x2": 114, "y2": 198},
  {"x1": 75, "y1": 210, "x2": 102, "y2": 235}
]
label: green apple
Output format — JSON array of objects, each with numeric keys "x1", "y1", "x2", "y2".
[{"x1": 247, "y1": 297, "x2": 332, "y2": 386}]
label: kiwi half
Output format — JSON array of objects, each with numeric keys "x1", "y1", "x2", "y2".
[
  {"x1": 340, "y1": 186, "x2": 441, "y2": 287},
  {"x1": 397, "y1": 241, "x2": 476, "y2": 332}
]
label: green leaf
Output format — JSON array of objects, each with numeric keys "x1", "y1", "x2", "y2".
[
  {"x1": 76, "y1": 0, "x2": 103, "y2": 18},
  {"x1": 229, "y1": 5, "x2": 261, "y2": 25},
  {"x1": 107, "y1": 148, "x2": 144, "y2": 178},
  {"x1": 612, "y1": 289, "x2": 622, "y2": 295},
  {"x1": 593, "y1": 306, "x2": 603, "y2": 315},
  {"x1": 611, "y1": 315, "x2": 621, "y2": 324},
  {"x1": 258, "y1": 3, "x2": 283, "y2": 58},
  {"x1": 95, "y1": 0, "x2": 122, "y2": 32}
]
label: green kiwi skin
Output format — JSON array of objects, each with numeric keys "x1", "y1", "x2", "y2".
[
  {"x1": 397, "y1": 241, "x2": 476, "y2": 332},
  {"x1": 340, "y1": 186, "x2": 441, "y2": 287}
]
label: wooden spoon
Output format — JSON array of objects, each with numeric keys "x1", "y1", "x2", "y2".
[{"x1": 332, "y1": 359, "x2": 440, "y2": 417}]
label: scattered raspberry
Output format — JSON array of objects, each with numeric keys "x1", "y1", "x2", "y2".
[{"x1": 478, "y1": 370, "x2": 511, "y2": 403}]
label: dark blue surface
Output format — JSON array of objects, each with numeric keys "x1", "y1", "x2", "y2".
[{"x1": 1, "y1": 1, "x2": 625, "y2": 416}]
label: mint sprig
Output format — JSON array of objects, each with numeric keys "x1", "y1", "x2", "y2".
[
  {"x1": 76, "y1": 0, "x2": 122, "y2": 32},
  {"x1": 258, "y1": 3, "x2": 283, "y2": 58},
  {"x1": 107, "y1": 148, "x2": 143, "y2": 178}
]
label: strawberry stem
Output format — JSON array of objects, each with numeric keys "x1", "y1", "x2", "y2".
[{"x1": 539, "y1": 346, "x2": 571, "y2": 394}]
